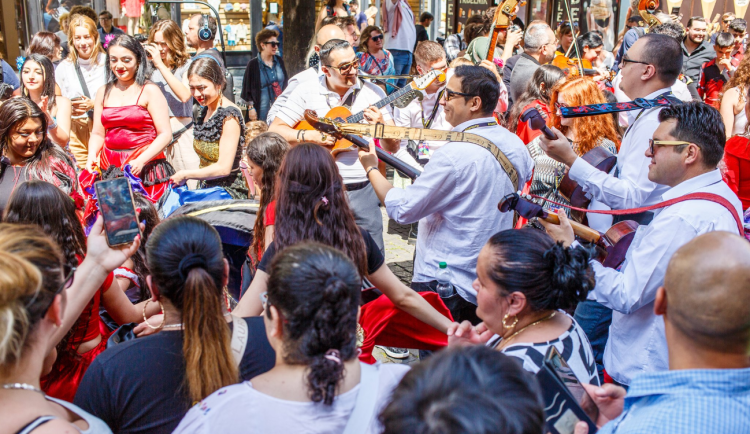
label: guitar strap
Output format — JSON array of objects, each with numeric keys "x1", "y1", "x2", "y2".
[
  {"x1": 337, "y1": 122, "x2": 519, "y2": 188},
  {"x1": 342, "y1": 80, "x2": 361, "y2": 111},
  {"x1": 529, "y1": 192, "x2": 745, "y2": 236},
  {"x1": 560, "y1": 92, "x2": 681, "y2": 118}
]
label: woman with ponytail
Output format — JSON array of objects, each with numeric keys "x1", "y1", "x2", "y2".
[
  {"x1": 74, "y1": 216, "x2": 275, "y2": 434},
  {"x1": 174, "y1": 242, "x2": 409, "y2": 433},
  {"x1": 448, "y1": 228, "x2": 600, "y2": 386}
]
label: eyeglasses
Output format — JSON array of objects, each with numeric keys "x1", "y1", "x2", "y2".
[
  {"x1": 648, "y1": 139, "x2": 691, "y2": 155},
  {"x1": 264, "y1": 41, "x2": 280, "y2": 48},
  {"x1": 443, "y1": 88, "x2": 477, "y2": 101},
  {"x1": 555, "y1": 102, "x2": 569, "y2": 111},
  {"x1": 325, "y1": 59, "x2": 360, "y2": 75},
  {"x1": 621, "y1": 55, "x2": 650, "y2": 66},
  {"x1": 371, "y1": 34, "x2": 384, "y2": 42},
  {"x1": 33, "y1": 266, "x2": 76, "y2": 314}
]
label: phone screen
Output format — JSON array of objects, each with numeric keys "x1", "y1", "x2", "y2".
[
  {"x1": 546, "y1": 347, "x2": 600, "y2": 422},
  {"x1": 94, "y1": 178, "x2": 141, "y2": 246}
]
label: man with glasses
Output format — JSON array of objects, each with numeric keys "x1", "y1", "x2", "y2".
[
  {"x1": 540, "y1": 33, "x2": 683, "y2": 386},
  {"x1": 97, "y1": 10, "x2": 124, "y2": 42},
  {"x1": 541, "y1": 102, "x2": 743, "y2": 388},
  {"x1": 269, "y1": 39, "x2": 401, "y2": 254},
  {"x1": 506, "y1": 22, "x2": 557, "y2": 105},
  {"x1": 358, "y1": 65, "x2": 533, "y2": 325}
]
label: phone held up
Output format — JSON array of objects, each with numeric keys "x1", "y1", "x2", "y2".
[
  {"x1": 536, "y1": 346, "x2": 599, "y2": 434},
  {"x1": 94, "y1": 177, "x2": 142, "y2": 247}
]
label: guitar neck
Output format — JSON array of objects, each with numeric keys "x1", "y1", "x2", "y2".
[
  {"x1": 340, "y1": 133, "x2": 421, "y2": 181},
  {"x1": 346, "y1": 84, "x2": 416, "y2": 123},
  {"x1": 486, "y1": 28, "x2": 502, "y2": 61}
]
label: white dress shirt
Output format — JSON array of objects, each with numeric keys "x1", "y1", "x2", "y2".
[
  {"x1": 275, "y1": 75, "x2": 393, "y2": 184},
  {"x1": 588, "y1": 170, "x2": 742, "y2": 385},
  {"x1": 567, "y1": 88, "x2": 672, "y2": 217},
  {"x1": 384, "y1": 117, "x2": 533, "y2": 303},
  {"x1": 266, "y1": 66, "x2": 320, "y2": 124},
  {"x1": 55, "y1": 54, "x2": 107, "y2": 119},
  {"x1": 612, "y1": 73, "x2": 692, "y2": 128},
  {"x1": 393, "y1": 86, "x2": 452, "y2": 157}
]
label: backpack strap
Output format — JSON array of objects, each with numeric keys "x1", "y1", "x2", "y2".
[{"x1": 14, "y1": 416, "x2": 57, "y2": 434}]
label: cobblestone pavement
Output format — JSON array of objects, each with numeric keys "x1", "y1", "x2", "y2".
[{"x1": 372, "y1": 204, "x2": 421, "y2": 365}]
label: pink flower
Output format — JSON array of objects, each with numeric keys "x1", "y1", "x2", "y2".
[{"x1": 103, "y1": 34, "x2": 117, "y2": 49}]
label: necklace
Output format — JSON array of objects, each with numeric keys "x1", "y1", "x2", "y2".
[
  {"x1": 498, "y1": 311, "x2": 557, "y2": 350},
  {"x1": 2, "y1": 383, "x2": 45, "y2": 395},
  {"x1": 162, "y1": 311, "x2": 232, "y2": 329}
]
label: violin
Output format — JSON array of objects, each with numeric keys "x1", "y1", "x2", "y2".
[{"x1": 551, "y1": 55, "x2": 594, "y2": 77}]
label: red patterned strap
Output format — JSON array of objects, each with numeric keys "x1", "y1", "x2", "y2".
[{"x1": 531, "y1": 192, "x2": 745, "y2": 236}]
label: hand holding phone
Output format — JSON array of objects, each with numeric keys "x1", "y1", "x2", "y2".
[{"x1": 94, "y1": 178, "x2": 142, "y2": 247}]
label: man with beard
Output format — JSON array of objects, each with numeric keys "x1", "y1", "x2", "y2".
[{"x1": 682, "y1": 17, "x2": 716, "y2": 99}]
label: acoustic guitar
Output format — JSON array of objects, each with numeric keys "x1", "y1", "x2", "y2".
[
  {"x1": 499, "y1": 193, "x2": 638, "y2": 269},
  {"x1": 294, "y1": 69, "x2": 446, "y2": 156}
]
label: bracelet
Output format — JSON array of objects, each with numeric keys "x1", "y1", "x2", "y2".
[
  {"x1": 48, "y1": 121, "x2": 58, "y2": 130},
  {"x1": 296, "y1": 130, "x2": 302, "y2": 141},
  {"x1": 365, "y1": 166, "x2": 378, "y2": 177},
  {"x1": 301, "y1": 130, "x2": 306, "y2": 142}
]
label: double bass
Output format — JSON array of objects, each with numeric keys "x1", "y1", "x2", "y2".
[{"x1": 485, "y1": 0, "x2": 525, "y2": 61}]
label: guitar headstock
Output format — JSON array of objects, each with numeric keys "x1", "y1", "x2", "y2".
[
  {"x1": 497, "y1": 193, "x2": 546, "y2": 220},
  {"x1": 392, "y1": 89, "x2": 423, "y2": 109},
  {"x1": 411, "y1": 68, "x2": 447, "y2": 91},
  {"x1": 303, "y1": 110, "x2": 342, "y2": 135}
]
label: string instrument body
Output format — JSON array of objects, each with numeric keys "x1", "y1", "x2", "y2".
[{"x1": 558, "y1": 146, "x2": 617, "y2": 222}]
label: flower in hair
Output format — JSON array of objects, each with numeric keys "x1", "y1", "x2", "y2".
[
  {"x1": 103, "y1": 34, "x2": 116, "y2": 49},
  {"x1": 321, "y1": 196, "x2": 329, "y2": 205},
  {"x1": 493, "y1": 57, "x2": 504, "y2": 70},
  {"x1": 16, "y1": 56, "x2": 26, "y2": 72}
]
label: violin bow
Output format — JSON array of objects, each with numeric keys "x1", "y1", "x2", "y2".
[
  {"x1": 560, "y1": 0, "x2": 584, "y2": 74},
  {"x1": 485, "y1": 0, "x2": 525, "y2": 62}
]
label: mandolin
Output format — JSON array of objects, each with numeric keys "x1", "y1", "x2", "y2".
[
  {"x1": 303, "y1": 110, "x2": 422, "y2": 181},
  {"x1": 499, "y1": 193, "x2": 638, "y2": 269},
  {"x1": 294, "y1": 68, "x2": 446, "y2": 156}
]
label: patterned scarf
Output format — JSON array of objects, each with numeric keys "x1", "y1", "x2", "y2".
[{"x1": 381, "y1": 0, "x2": 404, "y2": 38}]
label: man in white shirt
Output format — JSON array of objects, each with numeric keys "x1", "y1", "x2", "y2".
[
  {"x1": 266, "y1": 24, "x2": 346, "y2": 124},
  {"x1": 358, "y1": 65, "x2": 533, "y2": 324},
  {"x1": 268, "y1": 39, "x2": 401, "y2": 253},
  {"x1": 393, "y1": 41, "x2": 450, "y2": 168},
  {"x1": 382, "y1": 0, "x2": 416, "y2": 89},
  {"x1": 539, "y1": 33, "x2": 685, "y2": 381},
  {"x1": 541, "y1": 102, "x2": 743, "y2": 386}
]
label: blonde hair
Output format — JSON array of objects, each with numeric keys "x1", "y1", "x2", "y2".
[
  {"x1": 66, "y1": 15, "x2": 105, "y2": 65},
  {"x1": 148, "y1": 20, "x2": 190, "y2": 69},
  {"x1": 0, "y1": 224, "x2": 64, "y2": 376}
]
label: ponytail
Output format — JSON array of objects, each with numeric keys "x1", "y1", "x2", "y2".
[{"x1": 182, "y1": 267, "x2": 238, "y2": 403}]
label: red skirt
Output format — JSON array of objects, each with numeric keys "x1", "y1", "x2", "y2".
[
  {"x1": 99, "y1": 146, "x2": 174, "y2": 202},
  {"x1": 40, "y1": 330, "x2": 112, "y2": 402}
]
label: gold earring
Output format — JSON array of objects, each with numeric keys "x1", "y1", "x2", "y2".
[
  {"x1": 502, "y1": 313, "x2": 518, "y2": 331},
  {"x1": 143, "y1": 299, "x2": 166, "y2": 330}
]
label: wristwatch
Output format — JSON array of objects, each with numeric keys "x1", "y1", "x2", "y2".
[{"x1": 365, "y1": 166, "x2": 378, "y2": 177}]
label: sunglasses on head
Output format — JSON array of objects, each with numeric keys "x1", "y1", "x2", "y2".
[
  {"x1": 326, "y1": 59, "x2": 359, "y2": 74},
  {"x1": 371, "y1": 34, "x2": 384, "y2": 42}
]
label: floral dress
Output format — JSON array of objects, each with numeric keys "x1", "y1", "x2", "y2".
[{"x1": 357, "y1": 50, "x2": 397, "y2": 90}]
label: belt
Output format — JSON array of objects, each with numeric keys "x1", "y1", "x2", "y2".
[{"x1": 345, "y1": 180, "x2": 371, "y2": 191}]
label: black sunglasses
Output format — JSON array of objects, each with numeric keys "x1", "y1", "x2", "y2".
[
  {"x1": 264, "y1": 41, "x2": 280, "y2": 48},
  {"x1": 371, "y1": 34, "x2": 384, "y2": 42},
  {"x1": 442, "y1": 88, "x2": 477, "y2": 101},
  {"x1": 27, "y1": 266, "x2": 76, "y2": 314},
  {"x1": 621, "y1": 55, "x2": 650, "y2": 66}
]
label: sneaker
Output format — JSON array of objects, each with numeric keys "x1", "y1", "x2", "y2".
[{"x1": 376, "y1": 346, "x2": 410, "y2": 359}]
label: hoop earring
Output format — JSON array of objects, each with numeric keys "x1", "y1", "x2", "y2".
[
  {"x1": 502, "y1": 313, "x2": 518, "y2": 331},
  {"x1": 143, "y1": 300, "x2": 166, "y2": 330}
]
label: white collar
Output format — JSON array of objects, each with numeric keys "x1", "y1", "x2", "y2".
[
  {"x1": 643, "y1": 87, "x2": 674, "y2": 100},
  {"x1": 317, "y1": 73, "x2": 361, "y2": 97},
  {"x1": 451, "y1": 116, "x2": 497, "y2": 132},
  {"x1": 661, "y1": 169, "x2": 723, "y2": 201}
]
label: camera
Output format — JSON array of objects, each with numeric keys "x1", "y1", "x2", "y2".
[{"x1": 509, "y1": 24, "x2": 521, "y2": 33}]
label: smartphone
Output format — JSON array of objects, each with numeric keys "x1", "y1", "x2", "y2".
[
  {"x1": 94, "y1": 177, "x2": 141, "y2": 246},
  {"x1": 536, "y1": 346, "x2": 598, "y2": 434},
  {"x1": 671, "y1": 6, "x2": 680, "y2": 15}
]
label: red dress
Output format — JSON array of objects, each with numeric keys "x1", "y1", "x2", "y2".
[
  {"x1": 41, "y1": 261, "x2": 115, "y2": 402},
  {"x1": 723, "y1": 136, "x2": 750, "y2": 210},
  {"x1": 516, "y1": 100, "x2": 551, "y2": 145},
  {"x1": 98, "y1": 87, "x2": 173, "y2": 201}
]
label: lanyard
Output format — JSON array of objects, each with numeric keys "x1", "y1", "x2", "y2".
[{"x1": 421, "y1": 89, "x2": 445, "y2": 129}]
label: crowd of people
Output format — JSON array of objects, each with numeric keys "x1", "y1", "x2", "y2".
[{"x1": 1, "y1": 1, "x2": 749, "y2": 433}]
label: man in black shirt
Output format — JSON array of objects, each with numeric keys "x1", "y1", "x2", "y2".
[{"x1": 414, "y1": 12, "x2": 433, "y2": 50}]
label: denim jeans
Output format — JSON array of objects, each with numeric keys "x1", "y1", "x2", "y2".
[
  {"x1": 389, "y1": 49, "x2": 413, "y2": 89},
  {"x1": 574, "y1": 300, "x2": 612, "y2": 384}
]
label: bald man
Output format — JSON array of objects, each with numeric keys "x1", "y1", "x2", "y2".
[
  {"x1": 575, "y1": 232, "x2": 750, "y2": 434},
  {"x1": 264, "y1": 24, "x2": 346, "y2": 124}
]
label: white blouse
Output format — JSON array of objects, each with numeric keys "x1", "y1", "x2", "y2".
[{"x1": 55, "y1": 53, "x2": 108, "y2": 105}]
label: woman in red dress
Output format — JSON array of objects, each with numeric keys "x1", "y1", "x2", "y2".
[{"x1": 87, "y1": 35, "x2": 173, "y2": 201}]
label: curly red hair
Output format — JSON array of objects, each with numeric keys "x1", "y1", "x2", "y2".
[{"x1": 548, "y1": 77, "x2": 620, "y2": 154}]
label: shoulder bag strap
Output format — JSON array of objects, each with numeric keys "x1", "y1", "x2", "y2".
[
  {"x1": 342, "y1": 363, "x2": 381, "y2": 434},
  {"x1": 230, "y1": 314, "x2": 249, "y2": 367},
  {"x1": 14, "y1": 416, "x2": 57, "y2": 434},
  {"x1": 74, "y1": 62, "x2": 91, "y2": 99}
]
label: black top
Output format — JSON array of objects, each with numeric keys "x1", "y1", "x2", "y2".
[
  {"x1": 258, "y1": 227, "x2": 384, "y2": 275},
  {"x1": 241, "y1": 55, "x2": 289, "y2": 113},
  {"x1": 74, "y1": 317, "x2": 275, "y2": 434},
  {"x1": 414, "y1": 24, "x2": 429, "y2": 50}
]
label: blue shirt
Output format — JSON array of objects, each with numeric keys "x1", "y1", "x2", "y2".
[
  {"x1": 598, "y1": 368, "x2": 750, "y2": 434},
  {"x1": 1, "y1": 59, "x2": 19, "y2": 90}
]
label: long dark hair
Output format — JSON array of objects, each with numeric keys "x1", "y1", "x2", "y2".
[
  {"x1": 187, "y1": 56, "x2": 226, "y2": 88},
  {"x1": 104, "y1": 34, "x2": 152, "y2": 99},
  {"x1": 246, "y1": 132, "x2": 290, "y2": 262},
  {"x1": 0, "y1": 98, "x2": 78, "y2": 194},
  {"x1": 130, "y1": 193, "x2": 159, "y2": 302},
  {"x1": 508, "y1": 65, "x2": 565, "y2": 134},
  {"x1": 146, "y1": 216, "x2": 238, "y2": 403},
  {"x1": 273, "y1": 144, "x2": 368, "y2": 277},
  {"x1": 266, "y1": 242, "x2": 361, "y2": 405},
  {"x1": 20, "y1": 54, "x2": 57, "y2": 111},
  {"x1": 485, "y1": 228, "x2": 594, "y2": 312}
]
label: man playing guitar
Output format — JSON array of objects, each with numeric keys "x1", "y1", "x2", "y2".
[
  {"x1": 268, "y1": 39, "x2": 401, "y2": 253},
  {"x1": 541, "y1": 102, "x2": 743, "y2": 387}
]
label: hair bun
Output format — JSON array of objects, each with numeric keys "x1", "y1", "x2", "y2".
[
  {"x1": 178, "y1": 253, "x2": 208, "y2": 281},
  {"x1": 543, "y1": 243, "x2": 595, "y2": 311}
]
